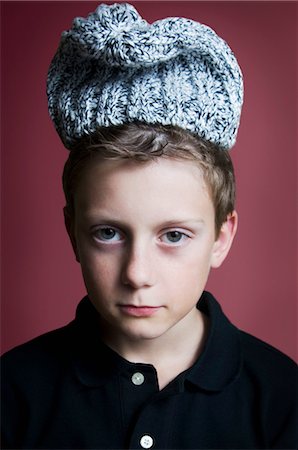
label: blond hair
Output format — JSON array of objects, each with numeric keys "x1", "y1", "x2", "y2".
[{"x1": 63, "y1": 122, "x2": 236, "y2": 237}]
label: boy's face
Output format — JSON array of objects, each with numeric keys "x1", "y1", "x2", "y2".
[{"x1": 67, "y1": 157, "x2": 236, "y2": 343}]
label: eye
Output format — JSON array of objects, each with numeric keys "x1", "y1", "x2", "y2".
[
  {"x1": 93, "y1": 227, "x2": 123, "y2": 243},
  {"x1": 160, "y1": 230, "x2": 189, "y2": 245}
]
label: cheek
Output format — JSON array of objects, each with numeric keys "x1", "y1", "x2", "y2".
[
  {"x1": 79, "y1": 250, "x2": 120, "y2": 291},
  {"x1": 165, "y1": 247, "x2": 213, "y2": 291},
  {"x1": 174, "y1": 244, "x2": 213, "y2": 274}
]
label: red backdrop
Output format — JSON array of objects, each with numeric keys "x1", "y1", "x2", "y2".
[{"x1": 1, "y1": 1, "x2": 297, "y2": 361}]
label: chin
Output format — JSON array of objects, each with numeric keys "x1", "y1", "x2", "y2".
[{"x1": 120, "y1": 322, "x2": 169, "y2": 342}]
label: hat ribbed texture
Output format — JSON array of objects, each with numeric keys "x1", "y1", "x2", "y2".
[{"x1": 47, "y1": 3, "x2": 244, "y2": 150}]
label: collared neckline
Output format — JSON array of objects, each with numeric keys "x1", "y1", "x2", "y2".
[
  {"x1": 71, "y1": 299, "x2": 157, "y2": 388},
  {"x1": 71, "y1": 291, "x2": 242, "y2": 392},
  {"x1": 185, "y1": 291, "x2": 242, "y2": 392}
]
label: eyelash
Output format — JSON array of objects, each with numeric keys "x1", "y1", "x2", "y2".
[
  {"x1": 92, "y1": 227, "x2": 123, "y2": 243},
  {"x1": 159, "y1": 230, "x2": 190, "y2": 245},
  {"x1": 92, "y1": 227, "x2": 191, "y2": 246}
]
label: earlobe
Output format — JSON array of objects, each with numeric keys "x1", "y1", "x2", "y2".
[
  {"x1": 63, "y1": 207, "x2": 80, "y2": 263},
  {"x1": 211, "y1": 211, "x2": 238, "y2": 269}
]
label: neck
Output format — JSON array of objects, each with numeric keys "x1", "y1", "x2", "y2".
[{"x1": 100, "y1": 309, "x2": 209, "y2": 390}]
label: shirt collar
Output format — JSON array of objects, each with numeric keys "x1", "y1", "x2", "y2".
[
  {"x1": 185, "y1": 291, "x2": 242, "y2": 392},
  {"x1": 71, "y1": 298, "x2": 129, "y2": 387},
  {"x1": 71, "y1": 291, "x2": 242, "y2": 392}
]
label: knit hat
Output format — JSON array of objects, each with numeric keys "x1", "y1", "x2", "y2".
[{"x1": 47, "y1": 3, "x2": 244, "y2": 150}]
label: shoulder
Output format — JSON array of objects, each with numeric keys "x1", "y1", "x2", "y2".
[
  {"x1": 239, "y1": 329, "x2": 297, "y2": 376},
  {"x1": 237, "y1": 330, "x2": 297, "y2": 448},
  {"x1": 1, "y1": 297, "x2": 101, "y2": 386},
  {"x1": 1, "y1": 320, "x2": 85, "y2": 449},
  {"x1": 1, "y1": 321, "x2": 77, "y2": 382},
  {"x1": 237, "y1": 328, "x2": 297, "y2": 410}
]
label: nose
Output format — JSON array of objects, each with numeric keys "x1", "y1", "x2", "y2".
[{"x1": 121, "y1": 242, "x2": 155, "y2": 289}]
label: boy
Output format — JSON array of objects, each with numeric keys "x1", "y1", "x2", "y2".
[{"x1": 1, "y1": 3, "x2": 297, "y2": 449}]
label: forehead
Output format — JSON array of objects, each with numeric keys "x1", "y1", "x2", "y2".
[{"x1": 74, "y1": 157, "x2": 214, "y2": 222}]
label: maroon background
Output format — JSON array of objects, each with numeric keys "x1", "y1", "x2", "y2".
[{"x1": 1, "y1": 1, "x2": 297, "y2": 361}]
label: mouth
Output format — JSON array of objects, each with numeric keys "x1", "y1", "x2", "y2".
[{"x1": 118, "y1": 305, "x2": 162, "y2": 317}]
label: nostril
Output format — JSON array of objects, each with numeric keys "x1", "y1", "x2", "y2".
[{"x1": 121, "y1": 251, "x2": 154, "y2": 288}]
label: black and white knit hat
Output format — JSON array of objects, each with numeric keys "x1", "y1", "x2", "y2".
[{"x1": 47, "y1": 2, "x2": 244, "y2": 150}]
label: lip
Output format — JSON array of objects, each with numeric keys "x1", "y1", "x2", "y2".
[{"x1": 118, "y1": 305, "x2": 162, "y2": 317}]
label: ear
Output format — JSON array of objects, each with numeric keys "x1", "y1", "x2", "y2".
[
  {"x1": 211, "y1": 210, "x2": 238, "y2": 269},
  {"x1": 63, "y1": 207, "x2": 80, "y2": 263}
]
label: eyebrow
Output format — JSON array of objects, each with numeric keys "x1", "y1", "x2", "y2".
[
  {"x1": 82, "y1": 212, "x2": 205, "y2": 229},
  {"x1": 155, "y1": 219, "x2": 205, "y2": 228}
]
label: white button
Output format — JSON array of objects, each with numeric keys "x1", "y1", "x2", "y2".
[
  {"x1": 131, "y1": 372, "x2": 145, "y2": 386},
  {"x1": 140, "y1": 434, "x2": 154, "y2": 449}
]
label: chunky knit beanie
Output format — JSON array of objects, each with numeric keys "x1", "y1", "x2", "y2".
[{"x1": 47, "y1": 3, "x2": 244, "y2": 150}]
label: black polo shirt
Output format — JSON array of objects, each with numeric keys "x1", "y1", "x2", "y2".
[{"x1": 1, "y1": 291, "x2": 297, "y2": 449}]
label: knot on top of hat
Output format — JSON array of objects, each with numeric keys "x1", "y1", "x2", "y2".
[
  {"x1": 64, "y1": 3, "x2": 148, "y2": 65},
  {"x1": 61, "y1": 2, "x2": 233, "y2": 69}
]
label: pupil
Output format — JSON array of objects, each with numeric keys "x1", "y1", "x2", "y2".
[
  {"x1": 168, "y1": 231, "x2": 181, "y2": 242},
  {"x1": 102, "y1": 228, "x2": 115, "y2": 239}
]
